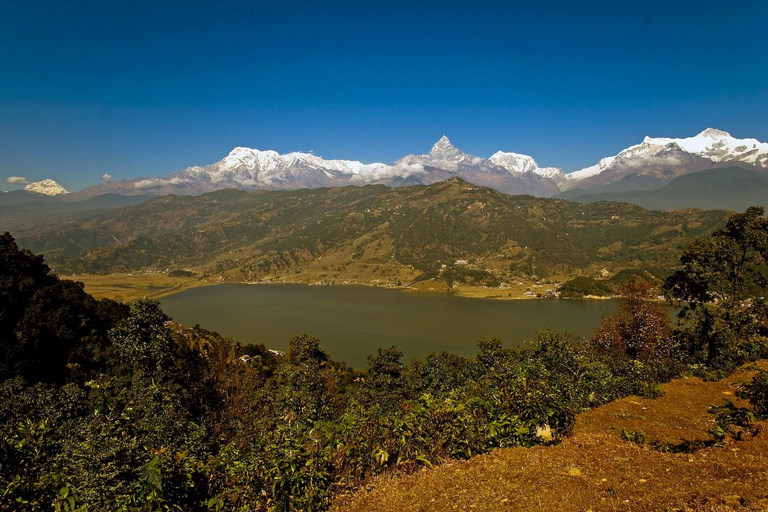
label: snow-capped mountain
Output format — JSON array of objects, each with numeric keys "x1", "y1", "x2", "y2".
[
  {"x1": 165, "y1": 147, "x2": 395, "y2": 190},
  {"x1": 645, "y1": 128, "x2": 768, "y2": 167},
  {"x1": 562, "y1": 128, "x2": 768, "y2": 194},
  {"x1": 392, "y1": 136, "x2": 562, "y2": 196},
  {"x1": 72, "y1": 136, "x2": 563, "y2": 199},
  {"x1": 69, "y1": 128, "x2": 768, "y2": 201},
  {"x1": 25, "y1": 179, "x2": 69, "y2": 196},
  {"x1": 397, "y1": 136, "x2": 485, "y2": 169},
  {"x1": 489, "y1": 151, "x2": 565, "y2": 181}
]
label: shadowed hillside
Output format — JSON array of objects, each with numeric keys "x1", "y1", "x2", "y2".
[{"x1": 569, "y1": 167, "x2": 768, "y2": 212}]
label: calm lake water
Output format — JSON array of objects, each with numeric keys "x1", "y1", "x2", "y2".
[{"x1": 160, "y1": 284, "x2": 617, "y2": 368}]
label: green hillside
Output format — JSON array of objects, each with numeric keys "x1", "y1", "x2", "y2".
[{"x1": 14, "y1": 178, "x2": 728, "y2": 285}]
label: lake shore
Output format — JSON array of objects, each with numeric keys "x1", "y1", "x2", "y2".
[
  {"x1": 68, "y1": 273, "x2": 615, "y2": 302},
  {"x1": 158, "y1": 282, "x2": 618, "y2": 368}
]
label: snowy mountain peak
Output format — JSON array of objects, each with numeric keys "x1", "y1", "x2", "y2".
[
  {"x1": 429, "y1": 135, "x2": 459, "y2": 155},
  {"x1": 428, "y1": 136, "x2": 463, "y2": 159},
  {"x1": 697, "y1": 128, "x2": 731, "y2": 139},
  {"x1": 73, "y1": 127, "x2": 767, "y2": 201},
  {"x1": 489, "y1": 151, "x2": 564, "y2": 180},
  {"x1": 564, "y1": 128, "x2": 768, "y2": 190},
  {"x1": 227, "y1": 146, "x2": 252, "y2": 156},
  {"x1": 25, "y1": 179, "x2": 69, "y2": 196}
]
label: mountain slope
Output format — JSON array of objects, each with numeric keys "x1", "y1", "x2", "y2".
[
  {"x1": 14, "y1": 179, "x2": 728, "y2": 285},
  {"x1": 0, "y1": 193, "x2": 154, "y2": 230}
]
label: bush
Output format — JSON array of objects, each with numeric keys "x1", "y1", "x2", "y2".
[
  {"x1": 738, "y1": 369, "x2": 768, "y2": 417},
  {"x1": 589, "y1": 278, "x2": 677, "y2": 365}
]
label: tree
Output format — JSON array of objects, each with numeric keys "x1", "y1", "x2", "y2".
[
  {"x1": 364, "y1": 346, "x2": 406, "y2": 406},
  {"x1": 274, "y1": 335, "x2": 336, "y2": 421},
  {"x1": 287, "y1": 334, "x2": 328, "y2": 367},
  {"x1": 590, "y1": 277, "x2": 675, "y2": 364},
  {"x1": 664, "y1": 207, "x2": 768, "y2": 368},
  {"x1": 110, "y1": 299, "x2": 176, "y2": 381},
  {"x1": 0, "y1": 233, "x2": 128, "y2": 383},
  {"x1": 665, "y1": 206, "x2": 768, "y2": 308}
]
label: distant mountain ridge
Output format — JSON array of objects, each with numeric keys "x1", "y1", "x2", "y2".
[
  {"x1": 0, "y1": 192, "x2": 153, "y2": 230},
  {"x1": 25, "y1": 128, "x2": 768, "y2": 209},
  {"x1": 568, "y1": 167, "x2": 768, "y2": 212}
]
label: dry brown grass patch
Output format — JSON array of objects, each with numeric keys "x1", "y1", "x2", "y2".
[{"x1": 333, "y1": 362, "x2": 768, "y2": 512}]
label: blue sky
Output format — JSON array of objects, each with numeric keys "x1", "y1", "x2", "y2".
[{"x1": 2, "y1": 0, "x2": 767, "y2": 191}]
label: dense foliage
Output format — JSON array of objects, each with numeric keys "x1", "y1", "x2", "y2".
[
  {"x1": 1, "y1": 206, "x2": 766, "y2": 511},
  {"x1": 664, "y1": 206, "x2": 768, "y2": 373},
  {"x1": 559, "y1": 268, "x2": 666, "y2": 298}
]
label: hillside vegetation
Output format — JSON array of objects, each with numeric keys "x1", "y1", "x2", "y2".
[
  {"x1": 13, "y1": 179, "x2": 728, "y2": 290},
  {"x1": 335, "y1": 361, "x2": 768, "y2": 512},
  {"x1": 1, "y1": 207, "x2": 767, "y2": 510}
]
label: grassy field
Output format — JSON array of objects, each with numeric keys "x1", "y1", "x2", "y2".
[
  {"x1": 68, "y1": 274, "x2": 203, "y2": 302},
  {"x1": 333, "y1": 362, "x2": 768, "y2": 511}
]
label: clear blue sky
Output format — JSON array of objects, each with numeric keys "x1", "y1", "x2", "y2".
[{"x1": 2, "y1": 0, "x2": 767, "y2": 191}]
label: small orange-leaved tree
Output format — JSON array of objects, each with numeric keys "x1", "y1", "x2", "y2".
[{"x1": 589, "y1": 277, "x2": 676, "y2": 364}]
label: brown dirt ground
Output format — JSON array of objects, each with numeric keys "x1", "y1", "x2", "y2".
[{"x1": 332, "y1": 361, "x2": 768, "y2": 512}]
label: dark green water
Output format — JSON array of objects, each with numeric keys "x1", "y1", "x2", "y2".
[{"x1": 160, "y1": 284, "x2": 617, "y2": 368}]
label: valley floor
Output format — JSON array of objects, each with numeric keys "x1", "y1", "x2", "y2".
[
  {"x1": 70, "y1": 273, "x2": 572, "y2": 302},
  {"x1": 332, "y1": 362, "x2": 768, "y2": 512},
  {"x1": 68, "y1": 273, "x2": 203, "y2": 302}
]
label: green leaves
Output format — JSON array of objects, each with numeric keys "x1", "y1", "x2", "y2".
[
  {"x1": 664, "y1": 207, "x2": 768, "y2": 370},
  {"x1": 140, "y1": 456, "x2": 163, "y2": 496}
]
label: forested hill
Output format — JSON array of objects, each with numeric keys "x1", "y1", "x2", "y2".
[{"x1": 14, "y1": 178, "x2": 728, "y2": 282}]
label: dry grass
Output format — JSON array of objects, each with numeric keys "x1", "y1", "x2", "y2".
[
  {"x1": 69, "y1": 269, "x2": 567, "y2": 302},
  {"x1": 68, "y1": 273, "x2": 202, "y2": 302},
  {"x1": 333, "y1": 362, "x2": 768, "y2": 512}
]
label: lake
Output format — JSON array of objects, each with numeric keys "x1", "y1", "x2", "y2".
[{"x1": 160, "y1": 284, "x2": 617, "y2": 368}]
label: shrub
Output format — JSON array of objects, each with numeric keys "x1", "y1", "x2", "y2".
[{"x1": 738, "y1": 369, "x2": 768, "y2": 417}]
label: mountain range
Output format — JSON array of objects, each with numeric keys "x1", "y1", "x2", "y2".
[{"x1": 45, "y1": 128, "x2": 765, "y2": 203}]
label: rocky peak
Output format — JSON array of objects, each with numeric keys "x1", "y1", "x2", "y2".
[{"x1": 428, "y1": 136, "x2": 467, "y2": 162}]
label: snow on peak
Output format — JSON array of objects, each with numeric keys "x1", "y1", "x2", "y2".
[
  {"x1": 432, "y1": 135, "x2": 452, "y2": 148},
  {"x1": 428, "y1": 135, "x2": 466, "y2": 161},
  {"x1": 175, "y1": 145, "x2": 396, "y2": 188},
  {"x1": 25, "y1": 179, "x2": 69, "y2": 196},
  {"x1": 642, "y1": 128, "x2": 768, "y2": 164},
  {"x1": 568, "y1": 128, "x2": 768, "y2": 182},
  {"x1": 697, "y1": 128, "x2": 731, "y2": 138},
  {"x1": 489, "y1": 151, "x2": 564, "y2": 179}
]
